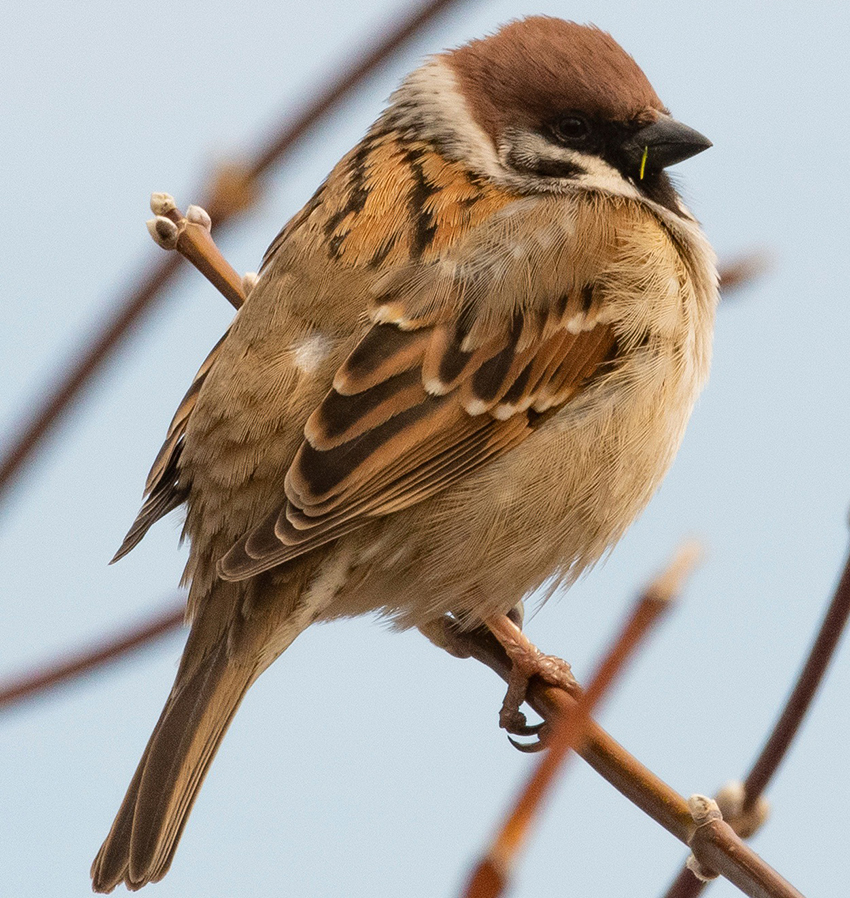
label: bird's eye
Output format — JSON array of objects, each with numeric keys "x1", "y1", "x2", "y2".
[{"x1": 550, "y1": 114, "x2": 591, "y2": 145}]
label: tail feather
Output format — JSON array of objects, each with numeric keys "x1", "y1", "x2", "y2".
[
  {"x1": 91, "y1": 639, "x2": 255, "y2": 892},
  {"x1": 90, "y1": 745, "x2": 151, "y2": 892}
]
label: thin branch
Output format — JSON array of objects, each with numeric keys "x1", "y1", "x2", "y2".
[
  {"x1": 0, "y1": 0, "x2": 469, "y2": 509},
  {"x1": 146, "y1": 196, "x2": 246, "y2": 309},
  {"x1": 716, "y1": 251, "x2": 771, "y2": 294},
  {"x1": 0, "y1": 253, "x2": 182, "y2": 505},
  {"x1": 684, "y1": 797, "x2": 804, "y2": 898},
  {"x1": 743, "y1": 543, "x2": 850, "y2": 802},
  {"x1": 463, "y1": 543, "x2": 699, "y2": 898},
  {"x1": 0, "y1": 551, "x2": 812, "y2": 898},
  {"x1": 661, "y1": 537, "x2": 850, "y2": 898},
  {"x1": 0, "y1": 600, "x2": 184, "y2": 712},
  {"x1": 664, "y1": 855, "x2": 706, "y2": 896},
  {"x1": 241, "y1": 0, "x2": 469, "y2": 186},
  {"x1": 455, "y1": 621, "x2": 805, "y2": 898}
]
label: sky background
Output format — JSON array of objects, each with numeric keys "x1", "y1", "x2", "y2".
[{"x1": 1, "y1": 1, "x2": 849, "y2": 896}]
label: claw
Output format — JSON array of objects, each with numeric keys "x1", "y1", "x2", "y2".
[
  {"x1": 508, "y1": 734, "x2": 547, "y2": 753},
  {"x1": 504, "y1": 714, "x2": 549, "y2": 752}
]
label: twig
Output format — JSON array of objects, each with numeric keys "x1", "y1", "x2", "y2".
[
  {"x1": 662, "y1": 539, "x2": 850, "y2": 898},
  {"x1": 235, "y1": 0, "x2": 469, "y2": 189},
  {"x1": 455, "y1": 620, "x2": 805, "y2": 898},
  {"x1": 0, "y1": 552, "x2": 810, "y2": 897},
  {"x1": 743, "y1": 545, "x2": 850, "y2": 803},
  {"x1": 146, "y1": 195, "x2": 246, "y2": 310},
  {"x1": 0, "y1": 0, "x2": 469, "y2": 508},
  {"x1": 463, "y1": 542, "x2": 700, "y2": 898},
  {"x1": 0, "y1": 600, "x2": 184, "y2": 712},
  {"x1": 0, "y1": 253, "x2": 182, "y2": 505},
  {"x1": 717, "y1": 251, "x2": 771, "y2": 294},
  {"x1": 684, "y1": 797, "x2": 804, "y2": 898}
]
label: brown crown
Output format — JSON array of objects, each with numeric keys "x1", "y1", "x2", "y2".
[{"x1": 446, "y1": 17, "x2": 666, "y2": 144}]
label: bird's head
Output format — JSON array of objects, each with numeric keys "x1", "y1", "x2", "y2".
[{"x1": 391, "y1": 17, "x2": 711, "y2": 213}]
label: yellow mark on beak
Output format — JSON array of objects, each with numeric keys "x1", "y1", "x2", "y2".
[{"x1": 639, "y1": 146, "x2": 649, "y2": 180}]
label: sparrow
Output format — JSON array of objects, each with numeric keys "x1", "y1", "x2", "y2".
[{"x1": 92, "y1": 16, "x2": 717, "y2": 892}]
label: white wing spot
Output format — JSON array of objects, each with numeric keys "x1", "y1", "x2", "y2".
[
  {"x1": 424, "y1": 377, "x2": 450, "y2": 396},
  {"x1": 464, "y1": 399, "x2": 489, "y2": 416},
  {"x1": 565, "y1": 315, "x2": 585, "y2": 334},
  {"x1": 291, "y1": 333, "x2": 331, "y2": 374}
]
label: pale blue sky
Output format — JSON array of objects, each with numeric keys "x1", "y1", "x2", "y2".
[{"x1": 1, "y1": 2, "x2": 849, "y2": 896}]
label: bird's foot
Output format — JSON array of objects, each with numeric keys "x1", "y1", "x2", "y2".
[
  {"x1": 484, "y1": 613, "x2": 577, "y2": 750},
  {"x1": 418, "y1": 607, "x2": 575, "y2": 751}
]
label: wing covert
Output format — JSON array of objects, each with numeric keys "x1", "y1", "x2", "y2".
[{"x1": 218, "y1": 286, "x2": 617, "y2": 581}]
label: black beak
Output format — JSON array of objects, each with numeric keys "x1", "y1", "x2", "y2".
[{"x1": 622, "y1": 116, "x2": 712, "y2": 176}]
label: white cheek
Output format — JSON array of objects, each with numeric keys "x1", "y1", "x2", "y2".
[
  {"x1": 495, "y1": 130, "x2": 644, "y2": 202},
  {"x1": 387, "y1": 59, "x2": 505, "y2": 183},
  {"x1": 571, "y1": 152, "x2": 643, "y2": 200},
  {"x1": 291, "y1": 333, "x2": 331, "y2": 374}
]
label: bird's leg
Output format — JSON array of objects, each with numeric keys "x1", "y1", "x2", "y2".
[
  {"x1": 419, "y1": 605, "x2": 576, "y2": 747},
  {"x1": 483, "y1": 613, "x2": 577, "y2": 738},
  {"x1": 418, "y1": 615, "x2": 479, "y2": 659},
  {"x1": 418, "y1": 601, "x2": 526, "y2": 659}
]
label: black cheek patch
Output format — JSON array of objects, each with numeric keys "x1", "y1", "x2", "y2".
[{"x1": 527, "y1": 158, "x2": 585, "y2": 179}]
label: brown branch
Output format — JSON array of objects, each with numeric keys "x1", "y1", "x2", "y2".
[
  {"x1": 455, "y1": 622, "x2": 805, "y2": 898},
  {"x1": 743, "y1": 544, "x2": 850, "y2": 803},
  {"x1": 0, "y1": 548, "x2": 813, "y2": 898},
  {"x1": 661, "y1": 537, "x2": 850, "y2": 898},
  {"x1": 464, "y1": 543, "x2": 699, "y2": 898},
  {"x1": 716, "y1": 251, "x2": 771, "y2": 295},
  {"x1": 0, "y1": 0, "x2": 469, "y2": 509},
  {"x1": 239, "y1": 0, "x2": 469, "y2": 187},
  {"x1": 146, "y1": 196, "x2": 246, "y2": 309},
  {"x1": 684, "y1": 797, "x2": 804, "y2": 898},
  {"x1": 0, "y1": 252, "x2": 182, "y2": 505},
  {"x1": 0, "y1": 600, "x2": 184, "y2": 712}
]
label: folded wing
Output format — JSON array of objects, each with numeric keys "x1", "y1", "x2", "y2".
[
  {"x1": 219, "y1": 284, "x2": 618, "y2": 580},
  {"x1": 111, "y1": 332, "x2": 229, "y2": 563}
]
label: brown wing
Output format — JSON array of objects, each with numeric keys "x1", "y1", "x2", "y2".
[
  {"x1": 111, "y1": 332, "x2": 228, "y2": 563},
  {"x1": 218, "y1": 287, "x2": 617, "y2": 581}
]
